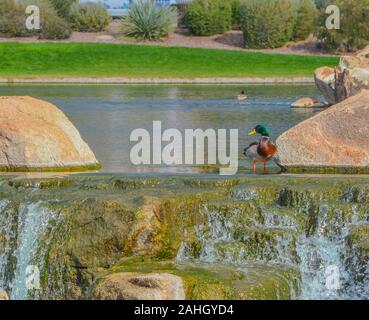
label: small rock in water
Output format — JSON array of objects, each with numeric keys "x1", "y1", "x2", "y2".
[
  {"x1": 0, "y1": 289, "x2": 9, "y2": 300},
  {"x1": 291, "y1": 97, "x2": 325, "y2": 108}
]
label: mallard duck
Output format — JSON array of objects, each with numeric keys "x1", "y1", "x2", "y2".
[
  {"x1": 243, "y1": 124, "x2": 287, "y2": 174},
  {"x1": 237, "y1": 91, "x2": 247, "y2": 101}
]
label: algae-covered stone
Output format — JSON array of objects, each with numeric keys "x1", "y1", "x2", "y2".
[
  {"x1": 96, "y1": 258, "x2": 301, "y2": 300},
  {"x1": 0, "y1": 96, "x2": 100, "y2": 171}
]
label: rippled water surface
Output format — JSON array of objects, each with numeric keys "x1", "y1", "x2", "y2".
[{"x1": 0, "y1": 84, "x2": 323, "y2": 173}]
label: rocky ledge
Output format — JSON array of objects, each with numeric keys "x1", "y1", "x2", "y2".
[
  {"x1": 1, "y1": 175, "x2": 368, "y2": 300},
  {"x1": 277, "y1": 90, "x2": 369, "y2": 172},
  {"x1": 314, "y1": 46, "x2": 369, "y2": 105},
  {"x1": 0, "y1": 96, "x2": 100, "y2": 172}
]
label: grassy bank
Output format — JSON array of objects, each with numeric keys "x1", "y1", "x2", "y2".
[{"x1": 0, "y1": 42, "x2": 339, "y2": 79}]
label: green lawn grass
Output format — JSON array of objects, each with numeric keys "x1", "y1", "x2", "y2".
[{"x1": 0, "y1": 42, "x2": 339, "y2": 78}]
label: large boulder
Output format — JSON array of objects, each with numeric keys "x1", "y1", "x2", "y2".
[
  {"x1": 0, "y1": 96, "x2": 100, "y2": 171},
  {"x1": 315, "y1": 46, "x2": 369, "y2": 105},
  {"x1": 277, "y1": 90, "x2": 369, "y2": 169},
  {"x1": 92, "y1": 273, "x2": 186, "y2": 300}
]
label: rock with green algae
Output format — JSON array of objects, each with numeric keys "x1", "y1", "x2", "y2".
[{"x1": 91, "y1": 258, "x2": 300, "y2": 300}]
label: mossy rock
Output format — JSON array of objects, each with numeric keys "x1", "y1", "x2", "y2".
[{"x1": 94, "y1": 257, "x2": 300, "y2": 300}]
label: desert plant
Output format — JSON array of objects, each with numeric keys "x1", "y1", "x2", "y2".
[
  {"x1": 0, "y1": 0, "x2": 72, "y2": 39},
  {"x1": 121, "y1": 0, "x2": 177, "y2": 40},
  {"x1": 49, "y1": 0, "x2": 77, "y2": 19},
  {"x1": 239, "y1": 0, "x2": 298, "y2": 49},
  {"x1": 186, "y1": 0, "x2": 232, "y2": 36},
  {"x1": 41, "y1": 13, "x2": 72, "y2": 39},
  {"x1": 0, "y1": 0, "x2": 34, "y2": 37},
  {"x1": 292, "y1": 0, "x2": 318, "y2": 41},
  {"x1": 26, "y1": 0, "x2": 72, "y2": 39},
  {"x1": 69, "y1": 2, "x2": 111, "y2": 32},
  {"x1": 316, "y1": 0, "x2": 369, "y2": 52}
]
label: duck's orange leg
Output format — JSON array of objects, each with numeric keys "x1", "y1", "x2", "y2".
[
  {"x1": 264, "y1": 161, "x2": 267, "y2": 175},
  {"x1": 253, "y1": 161, "x2": 256, "y2": 174}
]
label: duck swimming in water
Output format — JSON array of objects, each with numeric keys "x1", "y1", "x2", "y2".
[
  {"x1": 243, "y1": 124, "x2": 287, "y2": 174},
  {"x1": 237, "y1": 91, "x2": 247, "y2": 101}
]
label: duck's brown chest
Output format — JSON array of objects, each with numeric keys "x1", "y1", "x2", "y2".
[{"x1": 257, "y1": 137, "x2": 277, "y2": 160}]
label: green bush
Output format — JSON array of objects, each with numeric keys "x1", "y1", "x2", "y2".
[
  {"x1": 49, "y1": 0, "x2": 77, "y2": 19},
  {"x1": 292, "y1": 0, "x2": 318, "y2": 41},
  {"x1": 314, "y1": 0, "x2": 333, "y2": 10},
  {"x1": 316, "y1": 0, "x2": 369, "y2": 52},
  {"x1": 27, "y1": 0, "x2": 72, "y2": 39},
  {"x1": 121, "y1": 0, "x2": 177, "y2": 40},
  {"x1": 231, "y1": 0, "x2": 242, "y2": 29},
  {"x1": 0, "y1": 0, "x2": 34, "y2": 37},
  {"x1": 239, "y1": 0, "x2": 298, "y2": 49},
  {"x1": 69, "y1": 2, "x2": 111, "y2": 32},
  {"x1": 41, "y1": 13, "x2": 72, "y2": 39},
  {"x1": 186, "y1": 0, "x2": 232, "y2": 36}
]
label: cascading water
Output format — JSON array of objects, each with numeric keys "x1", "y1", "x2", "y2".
[
  {"x1": 296, "y1": 204, "x2": 351, "y2": 300},
  {"x1": 0, "y1": 200, "x2": 60, "y2": 300},
  {"x1": 176, "y1": 186, "x2": 369, "y2": 300}
]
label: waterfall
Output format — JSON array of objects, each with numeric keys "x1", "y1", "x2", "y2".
[
  {"x1": 0, "y1": 201, "x2": 60, "y2": 300},
  {"x1": 0, "y1": 199, "x2": 15, "y2": 291},
  {"x1": 297, "y1": 203, "x2": 369, "y2": 300},
  {"x1": 176, "y1": 187, "x2": 369, "y2": 300}
]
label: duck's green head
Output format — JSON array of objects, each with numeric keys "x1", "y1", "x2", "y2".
[{"x1": 248, "y1": 124, "x2": 270, "y2": 137}]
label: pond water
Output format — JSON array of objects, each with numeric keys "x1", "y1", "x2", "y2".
[{"x1": 0, "y1": 84, "x2": 323, "y2": 174}]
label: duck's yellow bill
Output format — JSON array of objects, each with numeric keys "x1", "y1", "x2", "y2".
[{"x1": 248, "y1": 129, "x2": 257, "y2": 136}]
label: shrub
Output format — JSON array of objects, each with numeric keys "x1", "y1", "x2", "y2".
[
  {"x1": 239, "y1": 0, "x2": 298, "y2": 49},
  {"x1": 0, "y1": 0, "x2": 34, "y2": 37},
  {"x1": 292, "y1": 0, "x2": 318, "y2": 41},
  {"x1": 49, "y1": 0, "x2": 77, "y2": 19},
  {"x1": 186, "y1": 0, "x2": 232, "y2": 36},
  {"x1": 27, "y1": 0, "x2": 72, "y2": 39},
  {"x1": 41, "y1": 13, "x2": 72, "y2": 39},
  {"x1": 121, "y1": 0, "x2": 177, "y2": 40},
  {"x1": 314, "y1": 0, "x2": 333, "y2": 10},
  {"x1": 231, "y1": 0, "x2": 242, "y2": 29},
  {"x1": 69, "y1": 2, "x2": 111, "y2": 32},
  {"x1": 0, "y1": 0, "x2": 72, "y2": 39},
  {"x1": 316, "y1": 0, "x2": 369, "y2": 52}
]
